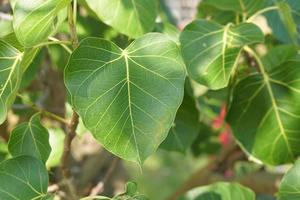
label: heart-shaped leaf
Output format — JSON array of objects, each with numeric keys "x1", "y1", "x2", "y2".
[
  {"x1": 179, "y1": 182, "x2": 255, "y2": 200},
  {"x1": 0, "y1": 40, "x2": 23, "y2": 124},
  {"x1": 8, "y1": 113, "x2": 51, "y2": 163},
  {"x1": 180, "y1": 20, "x2": 264, "y2": 89},
  {"x1": 85, "y1": 0, "x2": 157, "y2": 38},
  {"x1": 0, "y1": 156, "x2": 49, "y2": 200},
  {"x1": 278, "y1": 160, "x2": 300, "y2": 200},
  {"x1": 160, "y1": 93, "x2": 199, "y2": 153},
  {"x1": 65, "y1": 33, "x2": 186, "y2": 164},
  {"x1": 13, "y1": 0, "x2": 69, "y2": 47},
  {"x1": 227, "y1": 47, "x2": 300, "y2": 165}
]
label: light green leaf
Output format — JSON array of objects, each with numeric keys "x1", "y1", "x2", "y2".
[
  {"x1": 8, "y1": 113, "x2": 51, "y2": 163},
  {"x1": 0, "y1": 156, "x2": 49, "y2": 200},
  {"x1": 278, "y1": 160, "x2": 300, "y2": 200},
  {"x1": 113, "y1": 182, "x2": 148, "y2": 200},
  {"x1": 160, "y1": 93, "x2": 199, "y2": 153},
  {"x1": 65, "y1": 33, "x2": 186, "y2": 164},
  {"x1": 202, "y1": 0, "x2": 267, "y2": 17},
  {"x1": 13, "y1": 0, "x2": 69, "y2": 47},
  {"x1": 227, "y1": 47, "x2": 300, "y2": 165},
  {"x1": 46, "y1": 127, "x2": 64, "y2": 168},
  {"x1": 85, "y1": 0, "x2": 157, "y2": 38},
  {"x1": 179, "y1": 182, "x2": 255, "y2": 200},
  {"x1": 0, "y1": 40, "x2": 23, "y2": 124},
  {"x1": 180, "y1": 20, "x2": 264, "y2": 90}
]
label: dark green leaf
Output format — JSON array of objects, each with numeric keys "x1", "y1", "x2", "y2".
[
  {"x1": 8, "y1": 113, "x2": 51, "y2": 163},
  {"x1": 65, "y1": 33, "x2": 186, "y2": 164},
  {"x1": 85, "y1": 0, "x2": 157, "y2": 38},
  {"x1": 180, "y1": 20, "x2": 264, "y2": 89},
  {"x1": 0, "y1": 156, "x2": 48, "y2": 200}
]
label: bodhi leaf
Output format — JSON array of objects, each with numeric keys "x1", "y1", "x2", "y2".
[
  {"x1": 13, "y1": 0, "x2": 69, "y2": 47},
  {"x1": 180, "y1": 20, "x2": 264, "y2": 90},
  {"x1": 179, "y1": 182, "x2": 255, "y2": 200},
  {"x1": 265, "y1": 0, "x2": 300, "y2": 44},
  {"x1": 65, "y1": 33, "x2": 186, "y2": 164},
  {"x1": 160, "y1": 93, "x2": 199, "y2": 153},
  {"x1": 85, "y1": 0, "x2": 157, "y2": 38},
  {"x1": 227, "y1": 47, "x2": 300, "y2": 165},
  {"x1": 278, "y1": 160, "x2": 300, "y2": 200},
  {"x1": 0, "y1": 40, "x2": 23, "y2": 124},
  {"x1": 8, "y1": 113, "x2": 51, "y2": 163},
  {"x1": 113, "y1": 182, "x2": 148, "y2": 200},
  {"x1": 0, "y1": 156, "x2": 49, "y2": 200}
]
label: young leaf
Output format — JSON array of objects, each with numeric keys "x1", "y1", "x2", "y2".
[
  {"x1": 227, "y1": 48, "x2": 300, "y2": 165},
  {"x1": 265, "y1": 0, "x2": 300, "y2": 44},
  {"x1": 8, "y1": 113, "x2": 51, "y2": 163},
  {"x1": 160, "y1": 94, "x2": 200, "y2": 153},
  {"x1": 278, "y1": 160, "x2": 300, "y2": 200},
  {"x1": 13, "y1": 0, "x2": 69, "y2": 47},
  {"x1": 180, "y1": 20, "x2": 264, "y2": 89},
  {"x1": 65, "y1": 33, "x2": 186, "y2": 164},
  {"x1": 0, "y1": 40, "x2": 23, "y2": 124},
  {"x1": 113, "y1": 182, "x2": 148, "y2": 200},
  {"x1": 0, "y1": 156, "x2": 49, "y2": 200},
  {"x1": 179, "y1": 182, "x2": 255, "y2": 200},
  {"x1": 85, "y1": 0, "x2": 157, "y2": 38}
]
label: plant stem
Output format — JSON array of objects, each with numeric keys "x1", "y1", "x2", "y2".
[
  {"x1": 247, "y1": 6, "x2": 278, "y2": 22},
  {"x1": 17, "y1": 94, "x2": 68, "y2": 124},
  {"x1": 34, "y1": 40, "x2": 72, "y2": 49},
  {"x1": 48, "y1": 37, "x2": 73, "y2": 54}
]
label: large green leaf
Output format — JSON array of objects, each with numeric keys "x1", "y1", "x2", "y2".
[
  {"x1": 180, "y1": 20, "x2": 264, "y2": 90},
  {"x1": 278, "y1": 160, "x2": 300, "y2": 200},
  {"x1": 0, "y1": 156, "x2": 49, "y2": 200},
  {"x1": 265, "y1": 0, "x2": 300, "y2": 44},
  {"x1": 179, "y1": 182, "x2": 255, "y2": 200},
  {"x1": 85, "y1": 0, "x2": 157, "y2": 38},
  {"x1": 227, "y1": 47, "x2": 300, "y2": 165},
  {"x1": 0, "y1": 40, "x2": 23, "y2": 124},
  {"x1": 202, "y1": 0, "x2": 267, "y2": 17},
  {"x1": 160, "y1": 93, "x2": 199, "y2": 153},
  {"x1": 8, "y1": 113, "x2": 51, "y2": 163},
  {"x1": 13, "y1": 0, "x2": 69, "y2": 47},
  {"x1": 65, "y1": 33, "x2": 186, "y2": 164}
]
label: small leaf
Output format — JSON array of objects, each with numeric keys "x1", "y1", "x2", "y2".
[
  {"x1": 179, "y1": 182, "x2": 255, "y2": 200},
  {"x1": 0, "y1": 156, "x2": 49, "y2": 200},
  {"x1": 0, "y1": 40, "x2": 23, "y2": 124},
  {"x1": 160, "y1": 93, "x2": 200, "y2": 153},
  {"x1": 113, "y1": 182, "x2": 148, "y2": 200},
  {"x1": 13, "y1": 0, "x2": 69, "y2": 47},
  {"x1": 65, "y1": 33, "x2": 186, "y2": 164},
  {"x1": 85, "y1": 0, "x2": 157, "y2": 38},
  {"x1": 180, "y1": 20, "x2": 264, "y2": 89},
  {"x1": 278, "y1": 160, "x2": 300, "y2": 200},
  {"x1": 227, "y1": 48, "x2": 300, "y2": 165},
  {"x1": 8, "y1": 113, "x2": 51, "y2": 163}
]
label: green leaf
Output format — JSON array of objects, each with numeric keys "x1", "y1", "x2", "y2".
[
  {"x1": 46, "y1": 127, "x2": 65, "y2": 168},
  {"x1": 0, "y1": 156, "x2": 49, "y2": 200},
  {"x1": 160, "y1": 93, "x2": 199, "y2": 153},
  {"x1": 0, "y1": 40, "x2": 23, "y2": 124},
  {"x1": 180, "y1": 20, "x2": 264, "y2": 89},
  {"x1": 8, "y1": 113, "x2": 51, "y2": 163},
  {"x1": 278, "y1": 160, "x2": 300, "y2": 200},
  {"x1": 13, "y1": 0, "x2": 69, "y2": 47},
  {"x1": 113, "y1": 182, "x2": 148, "y2": 200},
  {"x1": 154, "y1": 22, "x2": 180, "y2": 44},
  {"x1": 202, "y1": 0, "x2": 267, "y2": 16},
  {"x1": 179, "y1": 182, "x2": 255, "y2": 200},
  {"x1": 265, "y1": 0, "x2": 300, "y2": 44},
  {"x1": 65, "y1": 33, "x2": 185, "y2": 164},
  {"x1": 85, "y1": 0, "x2": 157, "y2": 38},
  {"x1": 227, "y1": 47, "x2": 300, "y2": 165}
]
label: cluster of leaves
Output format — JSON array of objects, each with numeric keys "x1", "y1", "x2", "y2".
[{"x1": 0, "y1": 0, "x2": 300, "y2": 199}]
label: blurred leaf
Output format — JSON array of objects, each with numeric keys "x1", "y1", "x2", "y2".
[
  {"x1": 0, "y1": 20, "x2": 13, "y2": 38},
  {"x1": 114, "y1": 182, "x2": 148, "y2": 200},
  {"x1": 161, "y1": 94, "x2": 199, "y2": 153},
  {"x1": 180, "y1": 20, "x2": 264, "y2": 90},
  {"x1": 85, "y1": 0, "x2": 157, "y2": 38},
  {"x1": 46, "y1": 127, "x2": 65, "y2": 168},
  {"x1": 0, "y1": 156, "x2": 49, "y2": 199},
  {"x1": 8, "y1": 113, "x2": 51, "y2": 163},
  {"x1": 154, "y1": 22, "x2": 180, "y2": 43},
  {"x1": 179, "y1": 182, "x2": 255, "y2": 200},
  {"x1": 64, "y1": 33, "x2": 185, "y2": 164}
]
